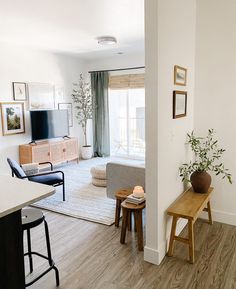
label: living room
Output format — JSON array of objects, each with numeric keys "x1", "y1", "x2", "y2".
[{"x1": 1, "y1": 0, "x2": 236, "y2": 288}]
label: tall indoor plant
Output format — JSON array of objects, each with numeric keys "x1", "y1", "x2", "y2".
[
  {"x1": 179, "y1": 129, "x2": 232, "y2": 193},
  {"x1": 72, "y1": 74, "x2": 95, "y2": 159}
]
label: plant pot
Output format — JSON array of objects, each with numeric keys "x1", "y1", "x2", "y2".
[
  {"x1": 81, "y1": 145, "x2": 93, "y2": 159},
  {"x1": 190, "y1": 171, "x2": 212, "y2": 193}
]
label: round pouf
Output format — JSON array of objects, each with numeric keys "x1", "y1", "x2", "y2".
[{"x1": 90, "y1": 165, "x2": 107, "y2": 187}]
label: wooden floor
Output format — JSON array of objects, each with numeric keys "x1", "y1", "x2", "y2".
[{"x1": 27, "y1": 211, "x2": 236, "y2": 289}]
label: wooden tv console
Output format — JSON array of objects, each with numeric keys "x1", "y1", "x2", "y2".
[{"x1": 19, "y1": 137, "x2": 79, "y2": 165}]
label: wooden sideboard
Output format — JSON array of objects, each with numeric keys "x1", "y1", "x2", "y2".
[{"x1": 19, "y1": 138, "x2": 79, "y2": 165}]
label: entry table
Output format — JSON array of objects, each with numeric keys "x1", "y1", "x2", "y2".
[
  {"x1": 0, "y1": 175, "x2": 55, "y2": 289},
  {"x1": 167, "y1": 187, "x2": 213, "y2": 263}
]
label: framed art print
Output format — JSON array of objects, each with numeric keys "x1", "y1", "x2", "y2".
[
  {"x1": 58, "y1": 103, "x2": 73, "y2": 127},
  {"x1": 1, "y1": 102, "x2": 25, "y2": 135},
  {"x1": 174, "y1": 65, "x2": 187, "y2": 86},
  {"x1": 173, "y1": 90, "x2": 187, "y2": 119},
  {"x1": 28, "y1": 83, "x2": 55, "y2": 110},
  {"x1": 12, "y1": 82, "x2": 27, "y2": 101}
]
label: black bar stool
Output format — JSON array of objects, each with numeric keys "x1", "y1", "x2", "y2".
[{"x1": 22, "y1": 208, "x2": 60, "y2": 287}]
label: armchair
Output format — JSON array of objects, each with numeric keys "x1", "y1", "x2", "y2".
[{"x1": 7, "y1": 158, "x2": 65, "y2": 201}]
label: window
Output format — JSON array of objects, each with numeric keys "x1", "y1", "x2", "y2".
[{"x1": 109, "y1": 80, "x2": 145, "y2": 159}]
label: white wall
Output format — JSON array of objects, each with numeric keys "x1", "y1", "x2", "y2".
[
  {"x1": 195, "y1": 0, "x2": 236, "y2": 225},
  {"x1": 145, "y1": 0, "x2": 196, "y2": 265},
  {"x1": 0, "y1": 43, "x2": 85, "y2": 174}
]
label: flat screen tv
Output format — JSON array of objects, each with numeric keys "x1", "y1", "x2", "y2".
[{"x1": 30, "y1": 110, "x2": 69, "y2": 141}]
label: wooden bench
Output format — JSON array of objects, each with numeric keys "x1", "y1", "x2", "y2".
[{"x1": 167, "y1": 187, "x2": 213, "y2": 263}]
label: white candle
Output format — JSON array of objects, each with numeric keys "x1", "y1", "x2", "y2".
[{"x1": 133, "y1": 186, "x2": 144, "y2": 198}]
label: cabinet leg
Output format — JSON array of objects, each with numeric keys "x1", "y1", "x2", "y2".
[
  {"x1": 188, "y1": 219, "x2": 195, "y2": 264},
  {"x1": 167, "y1": 216, "x2": 178, "y2": 257}
]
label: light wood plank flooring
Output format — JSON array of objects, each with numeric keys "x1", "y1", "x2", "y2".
[{"x1": 27, "y1": 211, "x2": 236, "y2": 289}]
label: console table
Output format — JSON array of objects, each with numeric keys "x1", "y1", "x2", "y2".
[
  {"x1": 0, "y1": 176, "x2": 55, "y2": 289},
  {"x1": 167, "y1": 187, "x2": 213, "y2": 263}
]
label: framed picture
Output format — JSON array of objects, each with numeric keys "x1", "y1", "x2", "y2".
[
  {"x1": 174, "y1": 65, "x2": 187, "y2": 86},
  {"x1": 28, "y1": 83, "x2": 55, "y2": 110},
  {"x1": 0, "y1": 102, "x2": 25, "y2": 135},
  {"x1": 12, "y1": 82, "x2": 27, "y2": 100},
  {"x1": 173, "y1": 90, "x2": 187, "y2": 119},
  {"x1": 58, "y1": 103, "x2": 73, "y2": 127}
]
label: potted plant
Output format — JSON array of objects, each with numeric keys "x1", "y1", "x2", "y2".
[
  {"x1": 179, "y1": 129, "x2": 232, "y2": 193},
  {"x1": 72, "y1": 74, "x2": 95, "y2": 159}
]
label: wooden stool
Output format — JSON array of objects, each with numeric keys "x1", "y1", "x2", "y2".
[
  {"x1": 115, "y1": 188, "x2": 133, "y2": 227},
  {"x1": 120, "y1": 200, "x2": 145, "y2": 251},
  {"x1": 167, "y1": 187, "x2": 213, "y2": 263}
]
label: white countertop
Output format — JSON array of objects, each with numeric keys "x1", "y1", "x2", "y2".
[{"x1": 0, "y1": 175, "x2": 55, "y2": 218}]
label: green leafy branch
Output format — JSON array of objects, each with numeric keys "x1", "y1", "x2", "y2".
[{"x1": 179, "y1": 129, "x2": 232, "y2": 184}]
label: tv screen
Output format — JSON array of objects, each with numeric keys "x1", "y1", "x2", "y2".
[{"x1": 30, "y1": 110, "x2": 69, "y2": 141}]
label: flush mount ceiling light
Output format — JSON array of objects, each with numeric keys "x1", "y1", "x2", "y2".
[{"x1": 97, "y1": 36, "x2": 117, "y2": 45}]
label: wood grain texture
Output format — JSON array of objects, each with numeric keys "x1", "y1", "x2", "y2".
[
  {"x1": 167, "y1": 187, "x2": 213, "y2": 221},
  {"x1": 29, "y1": 211, "x2": 236, "y2": 289}
]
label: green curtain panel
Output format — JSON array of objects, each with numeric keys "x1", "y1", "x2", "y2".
[{"x1": 91, "y1": 71, "x2": 110, "y2": 157}]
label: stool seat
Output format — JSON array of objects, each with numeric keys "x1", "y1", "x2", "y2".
[{"x1": 22, "y1": 208, "x2": 44, "y2": 229}]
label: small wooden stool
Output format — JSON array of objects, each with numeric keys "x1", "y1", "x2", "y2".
[
  {"x1": 120, "y1": 200, "x2": 145, "y2": 251},
  {"x1": 115, "y1": 188, "x2": 133, "y2": 227}
]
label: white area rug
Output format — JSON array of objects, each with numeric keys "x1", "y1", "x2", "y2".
[{"x1": 33, "y1": 157, "x2": 116, "y2": 226}]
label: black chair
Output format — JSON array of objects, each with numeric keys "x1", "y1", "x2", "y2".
[
  {"x1": 7, "y1": 158, "x2": 66, "y2": 201},
  {"x1": 22, "y1": 208, "x2": 59, "y2": 287}
]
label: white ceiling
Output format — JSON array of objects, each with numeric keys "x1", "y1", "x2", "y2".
[{"x1": 0, "y1": 0, "x2": 144, "y2": 59}]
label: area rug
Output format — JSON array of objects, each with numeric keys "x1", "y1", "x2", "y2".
[{"x1": 32, "y1": 158, "x2": 116, "y2": 226}]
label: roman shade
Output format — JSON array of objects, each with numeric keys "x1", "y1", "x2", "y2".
[{"x1": 108, "y1": 73, "x2": 145, "y2": 89}]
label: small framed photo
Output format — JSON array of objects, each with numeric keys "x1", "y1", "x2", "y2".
[
  {"x1": 12, "y1": 82, "x2": 27, "y2": 100},
  {"x1": 0, "y1": 102, "x2": 25, "y2": 135},
  {"x1": 173, "y1": 91, "x2": 187, "y2": 119},
  {"x1": 58, "y1": 103, "x2": 73, "y2": 127},
  {"x1": 174, "y1": 65, "x2": 187, "y2": 86}
]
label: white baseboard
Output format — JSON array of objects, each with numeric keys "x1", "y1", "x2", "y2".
[
  {"x1": 144, "y1": 218, "x2": 187, "y2": 265},
  {"x1": 200, "y1": 209, "x2": 236, "y2": 226}
]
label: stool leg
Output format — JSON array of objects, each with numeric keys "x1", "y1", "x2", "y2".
[
  {"x1": 188, "y1": 219, "x2": 195, "y2": 264},
  {"x1": 167, "y1": 216, "x2": 178, "y2": 257},
  {"x1": 115, "y1": 199, "x2": 121, "y2": 227},
  {"x1": 44, "y1": 219, "x2": 60, "y2": 286},
  {"x1": 120, "y1": 208, "x2": 128, "y2": 244},
  {"x1": 127, "y1": 210, "x2": 132, "y2": 231},
  {"x1": 207, "y1": 201, "x2": 213, "y2": 225},
  {"x1": 27, "y1": 229, "x2": 33, "y2": 273},
  {"x1": 134, "y1": 210, "x2": 143, "y2": 251}
]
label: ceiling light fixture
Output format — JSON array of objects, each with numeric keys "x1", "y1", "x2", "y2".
[{"x1": 97, "y1": 36, "x2": 117, "y2": 45}]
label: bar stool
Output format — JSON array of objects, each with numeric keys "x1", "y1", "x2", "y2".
[{"x1": 22, "y1": 208, "x2": 59, "y2": 287}]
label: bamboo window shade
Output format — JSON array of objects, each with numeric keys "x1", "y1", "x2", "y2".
[{"x1": 108, "y1": 73, "x2": 145, "y2": 89}]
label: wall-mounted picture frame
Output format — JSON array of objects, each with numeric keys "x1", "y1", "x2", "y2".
[
  {"x1": 12, "y1": 82, "x2": 27, "y2": 101},
  {"x1": 58, "y1": 103, "x2": 73, "y2": 127},
  {"x1": 174, "y1": 65, "x2": 187, "y2": 86},
  {"x1": 0, "y1": 102, "x2": 25, "y2": 135},
  {"x1": 173, "y1": 90, "x2": 187, "y2": 119},
  {"x1": 28, "y1": 83, "x2": 55, "y2": 110}
]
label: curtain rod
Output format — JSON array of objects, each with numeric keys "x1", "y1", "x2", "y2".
[{"x1": 88, "y1": 66, "x2": 145, "y2": 74}]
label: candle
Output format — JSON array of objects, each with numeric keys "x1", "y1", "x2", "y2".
[{"x1": 133, "y1": 186, "x2": 144, "y2": 198}]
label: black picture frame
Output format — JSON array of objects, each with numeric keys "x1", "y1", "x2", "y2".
[{"x1": 173, "y1": 90, "x2": 187, "y2": 119}]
